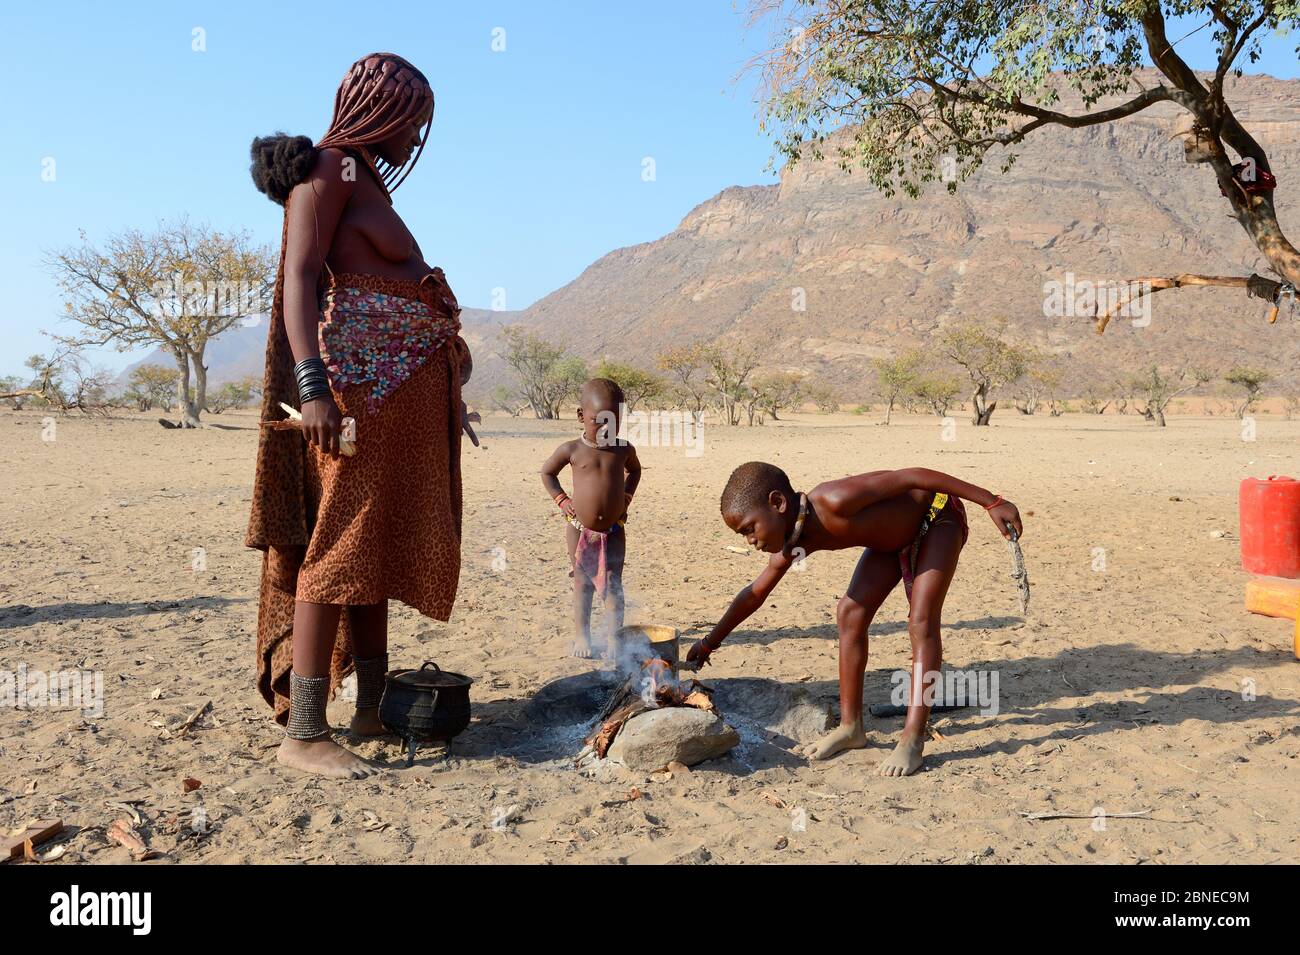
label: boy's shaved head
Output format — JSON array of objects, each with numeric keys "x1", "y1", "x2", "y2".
[
  {"x1": 721, "y1": 461, "x2": 794, "y2": 516},
  {"x1": 580, "y1": 377, "x2": 624, "y2": 413}
]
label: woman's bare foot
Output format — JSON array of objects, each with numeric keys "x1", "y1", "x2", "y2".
[
  {"x1": 797, "y1": 721, "x2": 867, "y2": 761},
  {"x1": 277, "y1": 736, "x2": 378, "y2": 779},
  {"x1": 879, "y1": 733, "x2": 925, "y2": 777},
  {"x1": 349, "y1": 707, "x2": 389, "y2": 737},
  {"x1": 571, "y1": 635, "x2": 595, "y2": 659}
]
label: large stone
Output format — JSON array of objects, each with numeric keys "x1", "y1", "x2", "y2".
[{"x1": 606, "y1": 707, "x2": 740, "y2": 771}]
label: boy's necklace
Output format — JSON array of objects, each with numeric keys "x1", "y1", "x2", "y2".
[
  {"x1": 786, "y1": 493, "x2": 809, "y2": 549},
  {"x1": 580, "y1": 434, "x2": 600, "y2": 449}
]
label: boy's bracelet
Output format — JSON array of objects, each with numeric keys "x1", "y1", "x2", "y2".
[
  {"x1": 554, "y1": 493, "x2": 570, "y2": 508},
  {"x1": 983, "y1": 495, "x2": 1004, "y2": 511}
]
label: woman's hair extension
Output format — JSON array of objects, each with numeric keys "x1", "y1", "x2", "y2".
[
  {"x1": 249, "y1": 133, "x2": 317, "y2": 205},
  {"x1": 250, "y1": 52, "x2": 434, "y2": 203}
]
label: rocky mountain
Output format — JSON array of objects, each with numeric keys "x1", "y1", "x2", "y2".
[{"x1": 512, "y1": 70, "x2": 1300, "y2": 397}]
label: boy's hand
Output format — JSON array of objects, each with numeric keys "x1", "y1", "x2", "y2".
[
  {"x1": 685, "y1": 638, "x2": 714, "y2": 667},
  {"x1": 988, "y1": 499, "x2": 1023, "y2": 539},
  {"x1": 560, "y1": 497, "x2": 577, "y2": 519}
]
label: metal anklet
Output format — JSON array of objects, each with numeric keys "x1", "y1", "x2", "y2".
[
  {"x1": 352, "y1": 653, "x2": 388, "y2": 710},
  {"x1": 286, "y1": 671, "x2": 332, "y2": 740}
]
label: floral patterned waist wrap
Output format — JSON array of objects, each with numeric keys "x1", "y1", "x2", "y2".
[{"x1": 318, "y1": 268, "x2": 461, "y2": 413}]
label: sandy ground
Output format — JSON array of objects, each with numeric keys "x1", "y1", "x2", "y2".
[{"x1": 2, "y1": 405, "x2": 1298, "y2": 865}]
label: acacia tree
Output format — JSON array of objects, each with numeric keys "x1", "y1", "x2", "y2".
[
  {"x1": 806, "y1": 380, "x2": 841, "y2": 412},
  {"x1": 1224, "y1": 365, "x2": 1271, "y2": 417},
  {"x1": 48, "y1": 220, "x2": 274, "y2": 427},
  {"x1": 1015, "y1": 365, "x2": 1064, "y2": 415},
  {"x1": 911, "y1": 373, "x2": 963, "y2": 416},
  {"x1": 702, "y1": 343, "x2": 762, "y2": 426},
  {"x1": 658, "y1": 343, "x2": 713, "y2": 418},
  {"x1": 753, "y1": 370, "x2": 807, "y2": 421},
  {"x1": 941, "y1": 322, "x2": 1030, "y2": 424},
  {"x1": 753, "y1": 0, "x2": 1300, "y2": 321},
  {"x1": 1131, "y1": 363, "x2": 1212, "y2": 424},
  {"x1": 498, "y1": 326, "x2": 587, "y2": 419},
  {"x1": 126, "y1": 363, "x2": 179, "y2": 411},
  {"x1": 1079, "y1": 383, "x2": 1114, "y2": 414},
  {"x1": 871, "y1": 350, "x2": 922, "y2": 424}
]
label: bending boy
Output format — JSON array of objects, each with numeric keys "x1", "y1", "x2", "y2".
[{"x1": 686, "y1": 462, "x2": 1022, "y2": 776}]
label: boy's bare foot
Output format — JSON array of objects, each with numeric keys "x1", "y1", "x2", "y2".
[
  {"x1": 277, "y1": 736, "x2": 378, "y2": 779},
  {"x1": 797, "y1": 721, "x2": 867, "y2": 761},
  {"x1": 349, "y1": 707, "x2": 389, "y2": 737},
  {"x1": 879, "y1": 733, "x2": 925, "y2": 777}
]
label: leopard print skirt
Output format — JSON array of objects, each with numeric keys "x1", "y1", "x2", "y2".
[{"x1": 248, "y1": 265, "x2": 468, "y2": 724}]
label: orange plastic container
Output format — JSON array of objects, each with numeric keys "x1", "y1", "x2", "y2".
[
  {"x1": 1244, "y1": 577, "x2": 1300, "y2": 619},
  {"x1": 1239, "y1": 476, "x2": 1300, "y2": 578}
]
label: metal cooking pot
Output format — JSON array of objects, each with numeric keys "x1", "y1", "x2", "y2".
[{"x1": 379, "y1": 661, "x2": 473, "y2": 766}]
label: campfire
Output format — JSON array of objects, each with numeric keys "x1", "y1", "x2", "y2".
[
  {"x1": 583, "y1": 655, "x2": 717, "y2": 759},
  {"x1": 575, "y1": 625, "x2": 738, "y2": 771}
]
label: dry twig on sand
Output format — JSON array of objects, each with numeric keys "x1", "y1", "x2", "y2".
[
  {"x1": 1017, "y1": 809, "x2": 1151, "y2": 822},
  {"x1": 176, "y1": 699, "x2": 212, "y2": 737}
]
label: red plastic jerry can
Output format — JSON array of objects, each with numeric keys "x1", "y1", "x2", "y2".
[{"x1": 1240, "y1": 476, "x2": 1300, "y2": 578}]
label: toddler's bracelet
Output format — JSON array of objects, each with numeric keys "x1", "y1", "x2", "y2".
[{"x1": 983, "y1": 495, "x2": 1004, "y2": 511}]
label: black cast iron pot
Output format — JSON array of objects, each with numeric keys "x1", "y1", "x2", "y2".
[{"x1": 379, "y1": 661, "x2": 473, "y2": 766}]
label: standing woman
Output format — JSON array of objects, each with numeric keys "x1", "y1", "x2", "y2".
[{"x1": 246, "y1": 53, "x2": 475, "y2": 778}]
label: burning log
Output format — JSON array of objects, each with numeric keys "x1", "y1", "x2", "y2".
[{"x1": 585, "y1": 657, "x2": 717, "y2": 759}]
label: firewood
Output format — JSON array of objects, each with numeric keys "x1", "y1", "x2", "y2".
[{"x1": 264, "y1": 402, "x2": 357, "y2": 456}]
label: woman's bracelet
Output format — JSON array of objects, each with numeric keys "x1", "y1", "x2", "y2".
[
  {"x1": 983, "y1": 495, "x2": 1005, "y2": 511},
  {"x1": 294, "y1": 357, "x2": 332, "y2": 405}
]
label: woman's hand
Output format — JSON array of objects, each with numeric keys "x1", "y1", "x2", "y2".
[
  {"x1": 461, "y1": 402, "x2": 480, "y2": 447},
  {"x1": 988, "y1": 498, "x2": 1023, "y2": 540},
  {"x1": 301, "y1": 396, "x2": 343, "y2": 458},
  {"x1": 685, "y1": 638, "x2": 715, "y2": 668}
]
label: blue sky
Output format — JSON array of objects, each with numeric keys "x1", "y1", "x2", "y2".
[{"x1": 3, "y1": 1, "x2": 1297, "y2": 378}]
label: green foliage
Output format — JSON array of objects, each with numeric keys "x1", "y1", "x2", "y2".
[
  {"x1": 498, "y1": 326, "x2": 589, "y2": 419},
  {"x1": 128, "y1": 363, "x2": 178, "y2": 411},
  {"x1": 1225, "y1": 365, "x2": 1271, "y2": 417},
  {"x1": 592, "y1": 359, "x2": 667, "y2": 411},
  {"x1": 755, "y1": 1, "x2": 1297, "y2": 197},
  {"x1": 911, "y1": 373, "x2": 963, "y2": 417},
  {"x1": 206, "y1": 377, "x2": 261, "y2": 413}
]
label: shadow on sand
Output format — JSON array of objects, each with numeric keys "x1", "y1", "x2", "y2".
[
  {"x1": 0, "y1": 596, "x2": 246, "y2": 629},
  {"x1": 437, "y1": 640, "x2": 1298, "y2": 775}
]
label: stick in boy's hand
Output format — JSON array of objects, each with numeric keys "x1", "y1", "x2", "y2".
[{"x1": 1005, "y1": 522, "x2": 1030, "y2": 615}]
